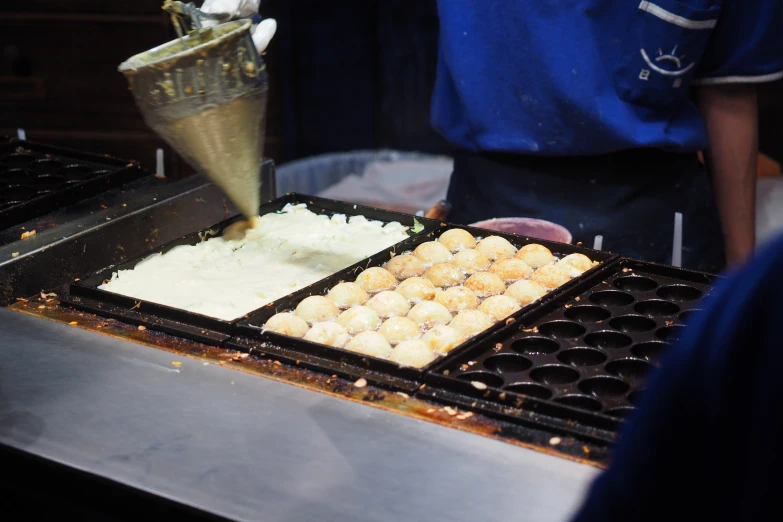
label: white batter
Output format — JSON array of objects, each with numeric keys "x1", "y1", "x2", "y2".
[{"x1": 99, "y1": 204, "x2": 410, "y2": 320}]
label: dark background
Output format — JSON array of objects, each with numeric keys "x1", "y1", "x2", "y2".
[{"x1": 0, "y1": 0, "x2": 780, "y2": 178}]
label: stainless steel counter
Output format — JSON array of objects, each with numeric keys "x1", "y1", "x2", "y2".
[{"x1": 0, "y1": 309, "x2": 598, "y2": 521}]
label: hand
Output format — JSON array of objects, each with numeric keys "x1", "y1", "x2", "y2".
[
  {"x1": 201, "y1": 0, "x2": 259, "y2": 19},
  {"x1": 201, "y1": 0, "x2": 277, "y2": 54}
]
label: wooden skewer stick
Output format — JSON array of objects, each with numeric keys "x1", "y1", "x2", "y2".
[{"x1": 424, "y1": 200, "x2": 451, "y2": 221}]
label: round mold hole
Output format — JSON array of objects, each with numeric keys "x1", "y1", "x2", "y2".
[
  {"x1": 59, "y1": 165, "x2": 94, "y2": 182},
  {"x1": 3, "y1": 186, "x2": 36, "y2": 201},
  {"x1": 27, "y1": 175, "x2": 65, "y2": 189},
  {"x1": 589, "y1": 290, "x2": 634, "y2": 307},
  {"x1": 504, "y1": 382, "x2": 554, "y2": 400},
  {"x1": 613, "y1": 276, "x2": 658, "y2": 292},
  {"x1": 482, "y1": 354, "x2": 532, "y2": 374},
  {"x1": 579, "y1": 376, "x2": 630, "y2": 398},
  {"x1": 530, "y1": 364, "x2": 580, "y2": 385},
  {"x1": 538, "y1": 320, "x2": 586, "y2": 339},
  {"x1": 3, "y1": 153, "x2": 37, "y2": 167},
  {"x1": 627, "y1": 389, "x2": 645, "y2": 406},
  {"x1": 511, "y1": 336, "x2": 560, "y2": 355},
  {"x1": 631, "y1": 341, "x2": 669, "y2": 363},
  {"x1": 0, "y1": 168, "x2": 34, "y2": 184},
  {"x1": 606, "y1": 406, "x2": 637, "y2": 419},
  {"x1": 554, "y1": 394, "x2": 603, "y2": 412},
  {"x1": 35, "y1": 173, "x2": 65, "y2": 183},
  {"x1": 557, "y1": 347, "x2": 608, "y2": 367},
  {"x1": 564, "y1": 305, "x2": 611, "y2": 323},
  {"x1": 609, "y1": 315, "x2": 657, "y2": 333},
  {"x1": 584, "y1": 331, "x2": 633, "y2": 350},
  {"x1": 657, "y1": 325, "x2": 687, "y2": 343},
  {"x1": 605, "y1": 358, "x2": 655, "y2": 384},
  {"x1": 679, "y1": 309, "x2": 702, "y2": 323},
  {"x1": 656, "y1": 284, "x2": 703, "y2": 302},
  {"x1": 456, "y1": 371, "x2": 504, "y2": 389},
  {"x1": 634, "y1": 299, "x2": 680, "y2": 317},
  {"x1": 30, "y1": 158, "x2": 64, "y2": 173}
]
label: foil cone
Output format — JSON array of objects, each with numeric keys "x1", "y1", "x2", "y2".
[{"x1": 119, "y1": 20, "x2": 268, "y2": 218}]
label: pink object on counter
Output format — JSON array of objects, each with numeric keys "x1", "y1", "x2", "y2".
[{"x1": 470, "y1": 218, "x2": 573, "y2": 244}]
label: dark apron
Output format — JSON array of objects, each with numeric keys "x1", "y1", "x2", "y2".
[{"x1": 446, "y1": 149, "x2": 726, "y2": 273}]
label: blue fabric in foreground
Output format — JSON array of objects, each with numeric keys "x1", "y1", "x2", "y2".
[{"x1": 571, "y1": 232, "x2": 783, "y2": 521}]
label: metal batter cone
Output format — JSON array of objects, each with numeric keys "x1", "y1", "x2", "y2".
[{"x1": 119, "y1": 20, "x2": 268, "y2": 218}]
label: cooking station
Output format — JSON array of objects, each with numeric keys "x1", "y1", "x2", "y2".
[
  {"x1": 0, "y1": 135, "x2": 716, "y2": 521},
  {"x1": 0, "y1": 4, "x2": 718, "y2": 520}
]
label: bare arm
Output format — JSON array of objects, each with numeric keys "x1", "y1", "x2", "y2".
[{"x1": 696, "y1": 85, "x2": 758, "y2": 267}]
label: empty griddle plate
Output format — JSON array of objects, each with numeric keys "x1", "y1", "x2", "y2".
[
  {"x1": 233, "y1": 224, "x2": 617, "y2": 392},
  {"x1": 61, "y1": 194, "x2": 439, "y2": 346},
  {"x1": 0, "y1": 137, "x2": 145, "y2": 229},
  {"x1": 420, "y1": 258, "x2": 716, "y2": 442}
]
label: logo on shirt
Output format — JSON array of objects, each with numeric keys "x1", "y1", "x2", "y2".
[{"x1": 638, "y1": 45, "x2": 694, "y2": 86}]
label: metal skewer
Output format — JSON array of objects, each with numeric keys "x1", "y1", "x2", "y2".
[{"x1": 672, "y1": 212, "x2": 683, "y2": 267}]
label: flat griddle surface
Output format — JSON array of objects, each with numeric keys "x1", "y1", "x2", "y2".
[{"x1": 0, "y1": 308, "x2": 598, "y2": 522}]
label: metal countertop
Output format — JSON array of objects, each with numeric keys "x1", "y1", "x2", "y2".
[{"x1": 0, "y1": 309, "x2": 598, "y2": 521}]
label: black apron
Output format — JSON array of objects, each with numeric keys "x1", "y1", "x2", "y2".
[{"x1": 446, "y1": 149, "x2": 726, "y2": 273}]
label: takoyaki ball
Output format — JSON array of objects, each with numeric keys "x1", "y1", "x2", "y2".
[
  {"x1": 303, "y1": 322, "x2": 351, "y2": 348},
  {"x1": 515, "y1": 244, "x2": 555, "y2": 269},
  {"x1": 421, "y1": 325, "x2": 466, "y2": 355},
  {"x1": 505, "y1": 279, "x2": 548, "y2": 306},
  {"x1": 450, "y1": 249, "x2": 491, "y2": 275},
  {"x1": 345, "y1": 331, "x2": 393, "y2": 359},
  {"x1": 385, "y1": 254, "x2": 426, "y2": 280},
  {"x1": 475, "y1": 235, "x2": 517, "y2": 261},
  {"x1": 413, "y1": 241, "x2": 453, "y2": 266},
  {"x1": 378, "y1": 316, "x2": 422, "y2": 345},
  {"x1": 423, "y1": 262, "x2": 466, "y2": 288},
  {"x1": 434, "y1": 286, "x2": 480, "y2": 312},
  {"x1": 356, "y1": 267, "x2": 398, "y2": 294},
  {"x1": 478, "y1": 295, "x2": 522, "y2": 321},
  {"x1": 530, "y1": 264, "x2": 572, "y2": 290},
  {"x1": 465, "y1": 272, "x2": 507, "y2": 298},
  {"x1": 295, "y1": 295, "x2": 340, "y2": 325},
  {"x1": 327, "y1": 282, "x2": 370, "y2": 309},
  {"x1": 555, "y1": 253, "x2": 594, "y2": 277},
  {"x1": 336, "y1": 305, "x2": 381, "y2": 334},
  {"x1": 489, "y1": 258, "x2": 533, "y2": 282},
  {"x1": 366, "y1": 291, "x2": 411, "y2": 318},
  {"x1": 395, "y1": 277, "x2": 437, "y2": 302},
  {"x1": 263, "y1": 312, "x2": 310, "y2": 338},
  {"x1": 390, "y1": 340, "x2": 437, "y2": 368},
  {"x1": 438, "y1": 229, "x2": 476, "y2": 253},
  {"x1": 449, "y1": 310, "x2": 495, "y2": 338},
  {"x1": 407, "y1": 301, "x2": 453, "y2": 328}
]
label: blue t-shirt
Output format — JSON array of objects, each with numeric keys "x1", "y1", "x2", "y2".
[
  {"x1": 570, "y1": 232, "x2": 783, "y2": 521},
  {"x1": 432, "y1": 0, "x2": 783, "y2": 155}
]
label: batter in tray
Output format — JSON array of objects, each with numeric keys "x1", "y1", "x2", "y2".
[{"x1": 99, "y1": 204, "x2": 409, "y2": 321}]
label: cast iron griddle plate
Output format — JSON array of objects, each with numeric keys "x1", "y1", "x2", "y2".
[
  {"x1": 233, "y1": 224, "x2": 617, "y2": 393},
  {"x1": 420, "y1": 258, "x2": 716, "y2": 442},
  {"x1": 62, "y1": 194, "x2": 438, "y2": 346},
  {"x1": 0, "y1": 137, "x2": 145, "y2": 230}
]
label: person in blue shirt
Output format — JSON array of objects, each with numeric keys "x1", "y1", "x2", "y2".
[
  {"x1": 570, "y1": 230, "x2": 783, "y2": 521},
  {"x1": 433, "y1": 1, "x2": 783, "y2": 273}
]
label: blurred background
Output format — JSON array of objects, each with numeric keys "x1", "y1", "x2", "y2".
[
  {"x1": 0, "y1": 0, "x2": 451, "y2": 175},
  {"x1": 2, "y1": 0, "x2": 782, "y2": 236}
]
